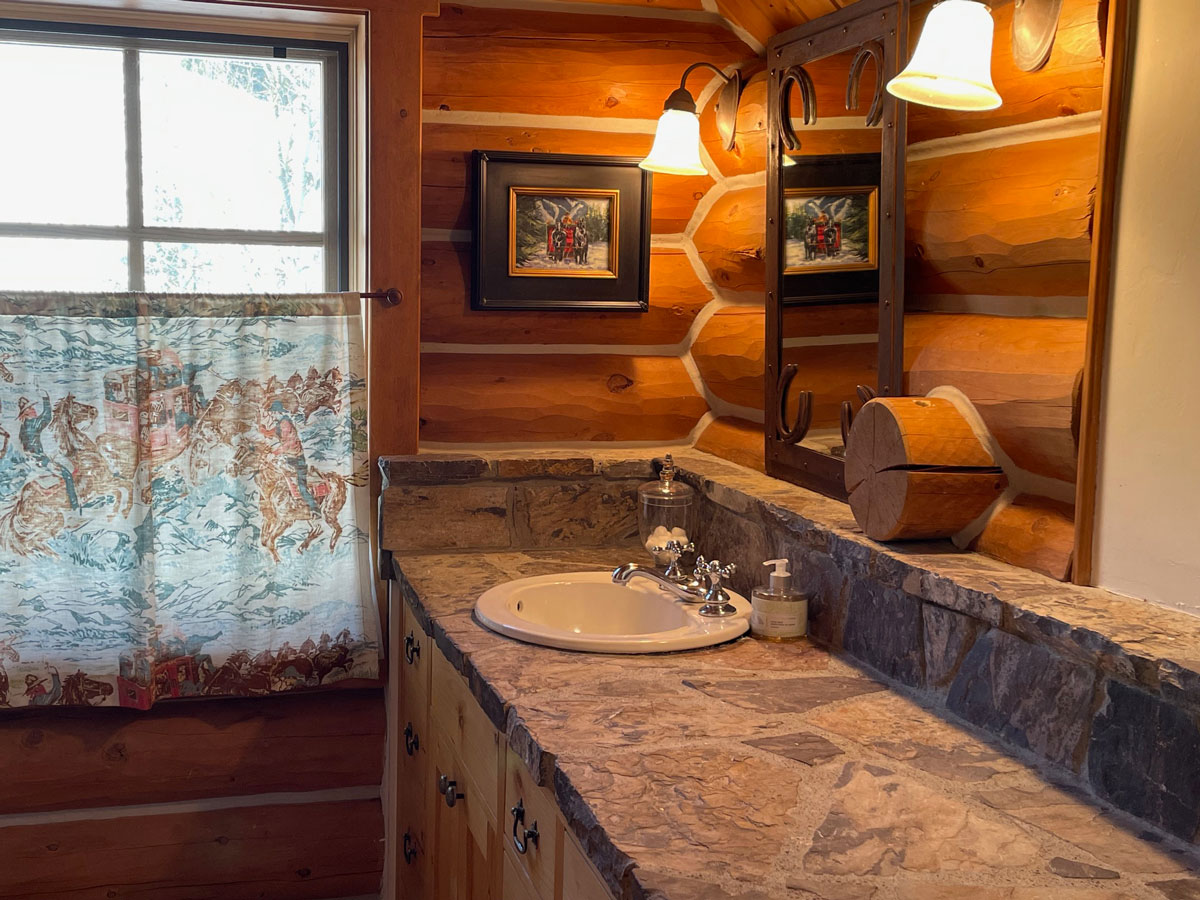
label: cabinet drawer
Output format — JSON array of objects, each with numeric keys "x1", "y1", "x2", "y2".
[
  {"x1": 431, "y1": 646, "x2": 503, "y2": 820},
  {"x1": 401, "y1": 599, "x2": 431, "y2": 735},
  {"x1": 562, "y1": 833, "x2": 615, "y2": 900},
  {"x1": 503, "y1": 747, "x2": 558, "y2": 900},
  {"x1": 502, "y1": 849, "x2": 541, "y2": 900}
]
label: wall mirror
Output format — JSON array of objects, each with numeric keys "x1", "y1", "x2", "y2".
[{"x1": 765, "y1": 0, "x2": 908, "y2": 498}]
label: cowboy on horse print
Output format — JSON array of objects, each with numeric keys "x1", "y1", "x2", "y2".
[{"x1": 18, "y1": 393, "x2": 79, "y2": 511}]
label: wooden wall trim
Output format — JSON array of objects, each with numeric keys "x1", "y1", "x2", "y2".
[
  {"x1": 1074, "y1": 0, "x2": 1133, "y2": 586},
  {"x1": 423, "y1": 107, "x2": 658, "y2": 134},
  {"x1": 0, "y1": 786, "x2": 379, "y2": 829},
  {"x1": 441, "y1": 0, "x2": 727, "y2": 27}
]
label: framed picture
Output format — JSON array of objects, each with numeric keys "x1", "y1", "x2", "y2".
[
  {"x1": 473, "y1": 151, "x2": 652, "y2": 311},
  {"x1": 781, "y1": 153, "x2": 882, "y2": 305},
  {"x1": 784, "y1": 186, "x2": 878, "y2": 273}
]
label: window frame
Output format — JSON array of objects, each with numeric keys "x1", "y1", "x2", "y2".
[{"x1": 0, "y1": 18, "x2": 351, "y2": 292}]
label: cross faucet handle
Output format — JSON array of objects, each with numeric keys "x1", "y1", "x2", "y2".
[
  {"x1": 697, "y1": 558, "x2": 737, "y2": 581},
  {"x1": 696, "y1": 559, "x2": 738, "y2": 618},
  {"x1": 662, "y1": 539, "x2": 695, "y2": 557},
  {"x1": 652, "y1": 540, "x2": 696, "y2": 585}
]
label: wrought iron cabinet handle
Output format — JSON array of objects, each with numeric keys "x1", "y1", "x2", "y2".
[
  {"x1": 510, "y1": 799, "x2": 540, "y2": 854},
  {"x1": 403, "y1": 722, "x2": 419, "y2": 756},
  {"x1": 404, "y1": 632, "x2": 421, "y2": 664},
  {"x1": 402, "y1": 830, "x2": 417, "y2": 864},
  {"x1": 438, "y1": 774, "x2": 464, "y2": 808}
]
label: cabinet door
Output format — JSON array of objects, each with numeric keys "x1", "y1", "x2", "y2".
[
  {"x1": 502, "y1": 849, "x2": 541, "y2": 900},
  {"x1": 398, "y1": 600, "x2": 433, "y2": 899},
  {"x1": 502, "y1": 748, "x2": 558, "y2": 900},
  {"x1": 432, "y1": 733, "x2": 500, "y2": 900},
  {"x1": 562, "y1": 833, "x2": 615, "y2": 900}
]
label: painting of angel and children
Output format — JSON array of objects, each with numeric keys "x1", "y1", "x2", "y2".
[
  {"x1": 784, "y1": 186, "x2": 879, "y2": 274},
  {"x1": 509, "y1": 188, "x2": 619, "y2": 278}
]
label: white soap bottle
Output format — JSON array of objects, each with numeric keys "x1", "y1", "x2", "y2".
[{"x1": 750, "y1": 558, "x2": 807, "y2": 642}]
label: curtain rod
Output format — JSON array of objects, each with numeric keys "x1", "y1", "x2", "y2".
[{"x1": 362, "y1": 288, "x2": 402, "y2": 307}]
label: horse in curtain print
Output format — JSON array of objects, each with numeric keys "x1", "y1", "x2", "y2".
[
  {"x1": 185, "y1": 368, "x2": 343, "y2": 486},
  {"x1": 226, "y1": 438, "x2": 365, "y2": 564},
  {"x1": 0, "y1": 395, "x2": 130, "y2": 556}
]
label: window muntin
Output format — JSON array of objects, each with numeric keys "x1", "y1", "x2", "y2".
[{"x1": 0, "y1": 24, "x2": 347, "y2": 293}]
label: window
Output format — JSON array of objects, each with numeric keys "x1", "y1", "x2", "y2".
[{"x1": 0, "y1": 22, "x2": 348, "y2": 292}]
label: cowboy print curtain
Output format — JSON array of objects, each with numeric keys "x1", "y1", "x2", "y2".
[{"x1": 0, "y1": 292, "x2": 378, "y2": 710}]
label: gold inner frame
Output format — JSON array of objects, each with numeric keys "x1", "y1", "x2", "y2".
[
  {"x1": 507, "y1": 187, "x2": 620, "y2": 278},
  {"x1": 782, "y1": 185, "x2": 879, "y2": 274}
]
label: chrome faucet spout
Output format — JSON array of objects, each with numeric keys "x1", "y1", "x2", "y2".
[{"x1": 611, "y1": 563, "x2": 702, "y2": 601}]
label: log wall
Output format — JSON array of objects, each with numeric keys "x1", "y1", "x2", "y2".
[
  {"x1": 0, "y1": 690, "x2": 385, "y2": 899},
  {"x1": 418, "y1": 3, "x2": 759, "y2": 448},
  {"x1": 900, "y1": 0, "x2": 1106, "y2": 578}
]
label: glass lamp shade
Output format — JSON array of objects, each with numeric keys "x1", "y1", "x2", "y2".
[
  {"x1": 639, "y1": 109, "x2": 707, "y2": 176},
  {"x1": 886, "y1": 0, "x2": 1002, "y2": 111}
]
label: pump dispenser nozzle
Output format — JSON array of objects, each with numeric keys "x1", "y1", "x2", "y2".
[{"x1": 762, "y1": 558, "x2": 791, "y2": 591}]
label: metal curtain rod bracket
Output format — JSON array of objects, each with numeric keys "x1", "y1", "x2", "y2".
[{"x1": 362, "y1": 288, "x2": 402, "y2": 307}]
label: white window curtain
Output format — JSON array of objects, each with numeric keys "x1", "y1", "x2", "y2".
[{"x1": 0, "y1": 292, "x2": 377, "y2": 709}]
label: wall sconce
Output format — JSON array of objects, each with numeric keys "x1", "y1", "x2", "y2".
[
  {"x1": 886, "y1": 0, "x2": 1002, "y2": 111},
  {"x1": 887, "y1": 0, "x2": 1064, "y2": 111},
  {"x1": 640, "y1": 63, "x2": 743, "y2": 176}
]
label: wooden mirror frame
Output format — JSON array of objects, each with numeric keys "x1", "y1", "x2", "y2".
[{"x1": 764, "y1": 0, "x2": 909, "y2": 499}]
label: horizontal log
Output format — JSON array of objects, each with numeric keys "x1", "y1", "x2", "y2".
[
  {"x1": 711, "y1": 0, "x2": 842, "y2": 48},
  {"x1": 0, "y1": 690, "x2": 384, "y2": 815},
  {"x1": 692, "y1": 186, "x2": 766, "y2": 293},
  {"x1": 693, "y1": 416, "x2": 765, "y2": 472},
  {"x1": 420, "y1": 353, "x2": 709, "y2": 442},
  {"x1": 691, "y1": 305, "x2": 877, "y2": 421},
  {"x1": 421, "y1": 122, "x2": 711, "y2": 234},
  {"x1": 424, "y1": 5, "x2": 749, "y2": 120},
  {"x1": 908, "y1": 0, "x2": 1104, "y2": 144},
  {"x1": 971, "y1": 494, "x2": 1076, "y2": 581},
  {"x1": 0, "y1": 798, "x2": 383, "y2": 900},
  {"x1": 421, "y1": 243, "x2": 710, "y2": 345},
  {"x1": 783, "y1": 302, "x2": 880, "y2": 339},
  {"x1": 905, "y1": 132, "x2": 1099, "y2": 298},
  {"x1": 692, "y1": 306, "x2": 765, "y2": 409},
  {"x1": 904, "y1": 313, "x2": 1086, "y2": 483}
]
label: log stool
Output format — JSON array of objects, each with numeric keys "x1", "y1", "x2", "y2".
[{"x1": 845, "y1": 397, "x2": 1008, "y2": 541}]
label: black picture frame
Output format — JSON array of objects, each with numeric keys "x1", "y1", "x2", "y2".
[
  {"x1": 782, "y1": 152, "x2": 882, "y2": 306},
  {"x1": 471, "y1": 151, "x2": 652, "y2": 311}
]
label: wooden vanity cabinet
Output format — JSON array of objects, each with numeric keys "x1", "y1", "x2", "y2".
[
  {"x1": 395, "y1": 596, "x2": 616, "y2": 900},
  {"x1": 397, "y1": 600, "x2": 433, "y2": 900}
]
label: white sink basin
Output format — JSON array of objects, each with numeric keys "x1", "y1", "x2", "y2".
[{"x1": 474, "y1": 571, "x2": 750, "y2": 653}]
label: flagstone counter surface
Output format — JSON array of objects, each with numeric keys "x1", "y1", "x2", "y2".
[{"x1": 392, "y1": 546, "x2": 1200, "y2": 900}]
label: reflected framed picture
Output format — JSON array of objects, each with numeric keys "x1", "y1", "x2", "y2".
[
  {"x1": 782, "y1": 153, "x2": 882, "y2": 306},
  {"x1": 784, "y1": 186, "x2": 878, "y2": 274},
  {"x1": 473, "y1": 151, "x2": 651, "y2": 311}
]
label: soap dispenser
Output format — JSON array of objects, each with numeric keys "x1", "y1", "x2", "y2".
[{"x1": 750, "y1": 559, "x2": 807, "y2": 641}]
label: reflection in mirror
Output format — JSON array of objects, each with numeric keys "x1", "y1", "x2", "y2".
[{"x1": 765, "y1": 2, "x2": 906, "y2": 497}]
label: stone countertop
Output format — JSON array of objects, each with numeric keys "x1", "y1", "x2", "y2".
[{"x1": 393, "y1": 547, "x2": 1200, "y2": 900}]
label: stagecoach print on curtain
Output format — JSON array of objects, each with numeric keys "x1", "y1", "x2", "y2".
[{"x1": 0, "y1": 292, "x2": 378, "y2": 710}]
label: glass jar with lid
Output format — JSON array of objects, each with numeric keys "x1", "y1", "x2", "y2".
[{"x1": 638, "y1": 455, "x2": 695, "y2": 566}]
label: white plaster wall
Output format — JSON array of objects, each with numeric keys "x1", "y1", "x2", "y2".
[{"x1": 1093, "y1": 0, "x2": 1200, "y2": 616}]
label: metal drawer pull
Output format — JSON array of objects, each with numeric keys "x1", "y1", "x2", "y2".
[
  {"x1": 402, "y1": 831, "x2": 417, "y2": 864},
  {"x1": 404, "y1": 632, "x2": 421, "y2": 664},
  {"x1": 511, "y1": 799, "x2": 540, "y2": 855},
  {"x1": 403, "y1": 723, "x2": 419, "y2": 756},
  {"x1": 439, "y1": 774, "x2": 464, "y2": 808}
]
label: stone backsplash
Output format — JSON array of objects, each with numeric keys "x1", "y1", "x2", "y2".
[{"x1": 379, "y1": 449, "x2": 1200, "y2": 848}]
